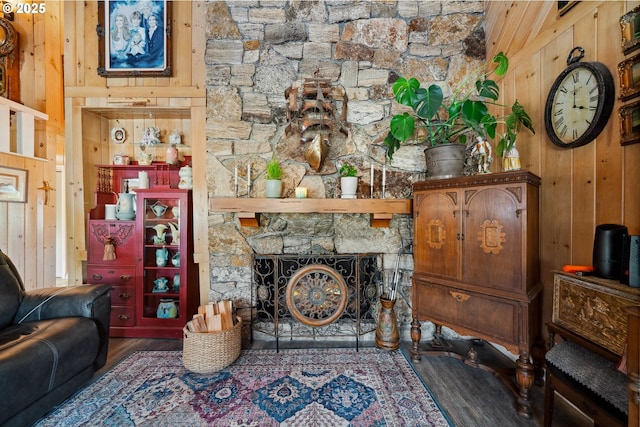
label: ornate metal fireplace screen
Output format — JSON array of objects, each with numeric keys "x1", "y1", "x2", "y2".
[{"x1": 253, "y1": 254, "x2": 381, "y2": 350}]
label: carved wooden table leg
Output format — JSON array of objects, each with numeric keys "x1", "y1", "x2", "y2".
[
  {"x1": 411, "y1": 315, "x2": 421, "y2": 362},
  {"x1": 515, "y1": 350, "x2": 535, "y2": 418}
]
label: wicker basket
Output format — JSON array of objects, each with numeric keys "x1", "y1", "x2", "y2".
[{"x1": 182, "y1": 316, "x2": 242, "y2": 374}]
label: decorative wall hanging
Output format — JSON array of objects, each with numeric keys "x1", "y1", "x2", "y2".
[
  {"x1": 285, "y1": 76, "x2": 349, "y2": 171},
  {"x1": 97, "y1": 0, "x2": 172, "y2": 77},
  {"x1": 0, "y1": 17, "x2": 20, "y2": 102}
]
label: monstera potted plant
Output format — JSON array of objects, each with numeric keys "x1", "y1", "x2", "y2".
[
  {"x1": 384, "y1": 52, "x2": 535, "y2": 179},
  {"x1": 265, "y1": 156, "x2": 283, "y2": 198}
]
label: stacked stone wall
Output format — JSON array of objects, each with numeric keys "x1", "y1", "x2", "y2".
[{"x1": 205, "y1": 0, "x2": 485, "y2": 337}]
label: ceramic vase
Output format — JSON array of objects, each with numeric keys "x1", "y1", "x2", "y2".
[
  {"x1": 375, "y1": 297, "x2": 399, "y2": 350},
  {"x1": 166, "y1": 144, "x2": 179, "y2": 165},
  {"x1": 157, "y1": 299, "x2": 178, "y2": 319}
]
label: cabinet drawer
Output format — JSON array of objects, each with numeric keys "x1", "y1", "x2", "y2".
[
  {"x1": 414, "y1": 279, "x2": 518, "y2": 345},
  {"x1": 110, "y1": 306, "x2": 136, "y2": 327},
  {"x1": 87, "y1": 267, "x2": 135, "y2": 285},
  {"x1": 110, "y1": 285, "x2": 135, "y2": 305}
]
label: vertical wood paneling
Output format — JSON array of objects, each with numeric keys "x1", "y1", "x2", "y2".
[
  {"x1": 0, "y1": 1, "x2": 62, "y2": 289},
  {"x1": 538, "y1": 28, "x2": 575, "y2": 317},
  {"x1": 63, "y1": 1, "x2": 207, "y2": 290},
  {"x1": 486, "y1": 1, "x2": 639, "y2": 327},
  {"x1": 595, "y1": 3, "x2": 625, "y2": 226},
  {"x1": 570, "y1": 7, "x2": 598, "y2": 266}
]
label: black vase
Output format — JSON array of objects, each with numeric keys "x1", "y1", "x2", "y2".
[{"x1": 593, "y1": 224, "x2": 628, "y2": 279}]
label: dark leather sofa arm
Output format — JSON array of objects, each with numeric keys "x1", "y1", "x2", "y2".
[
  {"x1": 14, "y1": 284, "x2": 112, "y2": 369},
  {"x1": 15, "y1": 284, "x2": 111, "y2": 323}
]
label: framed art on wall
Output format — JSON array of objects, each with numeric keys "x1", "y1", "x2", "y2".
[
  {"x1": 619, "y1": 100, "x2": 640, "y2": 146},
  {"x1": 619, "y1": 53, "x2": 640, "y2": 101},
  {"x1": 97, "y1": 0, "x2": 171, "y2": 77},
  {"x1": 0, "y1": 166, "x2": 27, "y2": 203},
  {"x1": 620, "y1": 5, "x2": 640, "y2": 55}
]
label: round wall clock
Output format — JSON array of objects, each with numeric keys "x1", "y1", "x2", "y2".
[{"x1": 544, "y1": 47, "x2": 615, "y2": 149}]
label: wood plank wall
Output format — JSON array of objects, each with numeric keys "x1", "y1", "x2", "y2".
[
  {"x1": 63, "y1": 2, "x2": 208, "y2": 301},
  {"x1": 486, "y1": 1, "x2": 640, "y2": 325},
  {"x1": 0, "y1": 1, "x2": 64, "y2": 288}
]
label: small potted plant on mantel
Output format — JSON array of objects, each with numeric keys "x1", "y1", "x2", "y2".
[
  {"x1": 339, "y1": 162, "x2": 358, "y2": 199},
  {"x1": 384, "y1": 51, "x2": 535, "y2": 179},
  {"x1": 265, "y1": 157, "x2": 283, "y2": 198}
]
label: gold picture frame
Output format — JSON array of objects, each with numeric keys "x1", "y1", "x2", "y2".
[
  {"x1": 620, "y1": 5, "x2": 640, "y2": 55},
  {"x1": 618, "y1": 53, "x2": 640, "y2": 101},
  {"x1": 619, "y1": 100, "x2": 640, "y2": 146}
]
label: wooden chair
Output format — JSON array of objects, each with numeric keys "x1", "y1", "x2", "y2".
[{"x1": 544, "y1": 321, "x2": 627, "y2": 427}]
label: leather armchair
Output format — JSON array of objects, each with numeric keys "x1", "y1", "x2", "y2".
[{"x1": 0, "y1": 249, "x2": 111, "y2": 427}]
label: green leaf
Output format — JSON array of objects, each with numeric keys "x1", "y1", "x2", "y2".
[
  {"x1": 414, "y1": 85, "x2": 444, "y2": 120},
  {"x1": 461, "y1": 99, "x2": 488, "y2": 128},
  {"x1": 480, "y1": 114, "x2": 497, "y2": 139},
  {"x1": 476, "y1": 79, "x2": 500, "y2": 101},
  {"x1": 384, "y1": 132, "x2": 400, "y2": 160},
  {"x1": 389, "y1": 112, "x2": 416, "y2": 142},
  {"x1": 393, "y1": 77, "x2": 421, "y2": 106},
  {"x1": 496, "y1": 137, "x2": 507, "y2": 157},
  {"x1": 493, "y1": 52, "x2": 509, "y2": 76},
  {"x1": 512, "y1": 101, "x2": 535, "y2": 134}
]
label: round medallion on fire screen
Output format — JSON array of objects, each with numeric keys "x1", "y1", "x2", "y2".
[{"x1": 285, "y1": 264, "x2": 348, "y2": 327}]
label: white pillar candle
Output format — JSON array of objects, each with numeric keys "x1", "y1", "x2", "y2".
[
  {"x1": 234, "y1": 166, "x2": 238, "y2": 187},
  {"x1": 382, "y1": 165, "x2": 386, "y2": 188},
  {"x1": 295, "y1": 187, "x2": 307, "y2": 198},
  {"x1": 370, "y1": 164, "x2": 374, "y2": 185},
  {"x1": 247, "y1": 163, "x2": 251, "y2": 183},
  {"x1": 138, "y1": 171, "x2": 149, "y2": 189}
]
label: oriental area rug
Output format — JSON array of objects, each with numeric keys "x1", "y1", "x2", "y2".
[{"x1": 35, "y1": 348, "x2": 452, "y2": 426}]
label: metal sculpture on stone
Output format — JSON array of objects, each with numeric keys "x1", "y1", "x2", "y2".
[{"x1": 284, "y1": 74, "x2": 349, "y2": 171}]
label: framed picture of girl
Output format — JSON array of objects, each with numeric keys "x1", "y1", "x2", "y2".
[{"x1": 97, "y1": 0, "x2": 171, "y2": 77}]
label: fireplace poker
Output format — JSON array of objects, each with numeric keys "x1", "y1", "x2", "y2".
[{"x1": 390, "y1": 246, "x2": 402, "y2": 301}]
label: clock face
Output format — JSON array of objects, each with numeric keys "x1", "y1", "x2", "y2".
[{"x1": 544, "y1": 62, "x2": 614, "y2": 148}]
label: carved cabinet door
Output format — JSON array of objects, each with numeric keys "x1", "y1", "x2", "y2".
[
  {"x1": 414, "y1": 189, "x2": 461, "y2": 281},
  {"x1": 461, "y1": 185, "x2": 524, "y2": 293}
]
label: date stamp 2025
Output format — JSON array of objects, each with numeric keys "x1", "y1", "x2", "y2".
[{"x1": 2, "y1": 2, "x2": 46, "y2": 14}]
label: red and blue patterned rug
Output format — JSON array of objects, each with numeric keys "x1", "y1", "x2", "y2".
[{"x1": 36, "y1": 347, "x2": 452, "y2": 426}]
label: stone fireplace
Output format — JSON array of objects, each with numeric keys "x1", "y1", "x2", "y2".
[
  {"x1": 205, "y1": 1, "x2": 486, "y2": 338},
  {"x1": 253, "y1": 253, "x2": 381, "y2": 348}
]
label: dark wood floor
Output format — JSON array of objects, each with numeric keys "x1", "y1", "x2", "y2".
[{"x1": 100, "y1": 336, "x2": 591, "y2": 426}]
